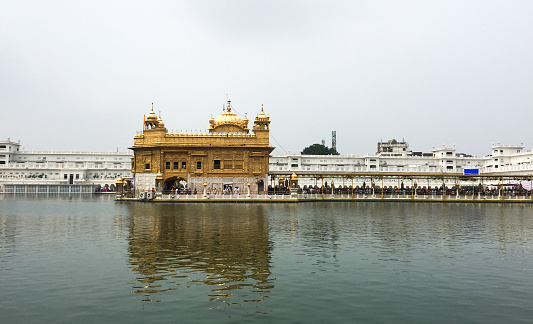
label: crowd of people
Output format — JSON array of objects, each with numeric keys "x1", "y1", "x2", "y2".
[
  {"x1": 267, "y1": 184, "x2": 531, "y2": 197},
  {"x1": 164, "y1": 186, "x2": 242, "y2": 196},
  {"x1": 169, "y1": 187, "x2": 197, "y2": 195},
  {"x1": 95, "y1": 184, "x2": 115, "y2": 193},
  {"x1": 157, "y1": 182, "x2": 531, "y2": 198}
]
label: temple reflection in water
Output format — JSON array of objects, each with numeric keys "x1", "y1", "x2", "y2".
[{"x1": 127, "y1": 203, "x2": 273, "y2": 306}]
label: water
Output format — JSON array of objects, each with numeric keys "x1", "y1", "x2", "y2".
[{"x1": 1, "y1": 196, "x2": 533, "y2": 323}]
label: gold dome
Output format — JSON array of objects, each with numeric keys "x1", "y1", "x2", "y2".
[
  {"x1": 255, "y1": 105, "x2": 269, "y2": 121},
  {"x1": 146, "y1": 109, "x2": 158, "y2": 121},
  {"x1": 210, "y1": 100, "x2": 249, "y2": 133},
  {"x1": 214, "y1": 111, "x2": 244, "y2": 126}
]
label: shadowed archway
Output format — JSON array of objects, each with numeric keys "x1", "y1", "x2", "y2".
[{"x1": 163, "y1": 177, "x2": 187, "y2": 192}]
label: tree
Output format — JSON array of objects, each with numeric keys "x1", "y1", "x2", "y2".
[{"x1": 301, "y1": 143, "x2": 339, "y2": 155}]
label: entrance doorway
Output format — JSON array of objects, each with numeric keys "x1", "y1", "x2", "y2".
[{"x1": 164, "y1": 177, "x2": 188, "y2": 193}]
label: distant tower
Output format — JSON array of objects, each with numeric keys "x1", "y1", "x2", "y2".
[
  {"x1": 332, "y1": 131, "x2": 337, "y2": 151},
  {"x1": 322, "y1": 139, "x2": 326, "y2": 146}
]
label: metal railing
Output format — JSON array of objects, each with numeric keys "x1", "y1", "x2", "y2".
[{"x1": 116, "y1": 191, "x2": 533, "y2": 202}]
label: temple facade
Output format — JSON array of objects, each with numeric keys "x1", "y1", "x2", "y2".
[{"x1": 130, "y1": 100, "x2": 274, "y2": 194}]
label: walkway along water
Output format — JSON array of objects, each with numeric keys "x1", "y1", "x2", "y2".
[
  {"x1": 116, "y1": 172, "x2": 533, "y2": 204},
  {"x1": 115, "y1": 192, "x2": 533, "y2": 204}
]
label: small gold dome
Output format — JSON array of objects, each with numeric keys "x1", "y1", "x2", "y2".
[
  {"x1": 255, "y1": 105, "x2": 269, "y2": 121},
  {"x1": 146, "y1": 109, "x2": 158, "y2": 121}
]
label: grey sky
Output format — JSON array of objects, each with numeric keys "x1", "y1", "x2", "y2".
[{"x1": 1, "y1": 0, "x2": 532, "y2": 156}]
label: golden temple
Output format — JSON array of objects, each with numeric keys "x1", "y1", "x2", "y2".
[{"x1": 130, "y1": 100, "x2": 274, "y2": 194}]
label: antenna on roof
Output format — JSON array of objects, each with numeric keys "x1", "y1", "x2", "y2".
[{"x1": 332, "y1": 131, "x2": 337, "y2": 151}]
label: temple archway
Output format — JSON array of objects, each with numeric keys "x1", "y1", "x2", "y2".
[{"x1": 163, "y1": 177, "x2": 188, "y2": 192}]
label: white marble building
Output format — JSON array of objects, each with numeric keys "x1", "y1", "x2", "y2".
[
  {"x1": 0, "y1": 139, "x2": 132, "y2": 192},
  {"x1": 269, "y1": 140, "x2": 533, "y2": 182},
  {"x1": 2, "y1": 137, "x2": 532, "y2": 193}
]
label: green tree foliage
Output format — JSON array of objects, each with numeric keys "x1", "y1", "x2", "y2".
[{"x1": 301, "y1": 143, "x2": 339, "y2": 155}]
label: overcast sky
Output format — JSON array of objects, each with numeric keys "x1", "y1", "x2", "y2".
[{"x1": 1, "y1": 0, "x2": 532, "y2": 156}]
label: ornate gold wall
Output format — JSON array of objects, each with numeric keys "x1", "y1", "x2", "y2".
[{"x1": 130, "y1": 100, "x2": 274, "y2": 192}]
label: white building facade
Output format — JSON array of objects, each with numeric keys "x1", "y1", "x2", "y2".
[
  {"x1": 269, "y1": 140, "x2": 533, "y2": 185},
  {"x1": 2, "y1": 138, "x2": 532, "y2": 193},
  {"x1": 0, "y1": 139, "x2": 132, "y2": 193}
]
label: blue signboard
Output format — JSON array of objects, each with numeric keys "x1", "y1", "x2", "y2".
[{"x1": 463, "y1": 169, "x2": 479, "y2": 175}]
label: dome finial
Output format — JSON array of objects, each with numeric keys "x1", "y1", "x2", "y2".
[{"x1": 227, "y1": 99, "x2": 232, "y2": 113}]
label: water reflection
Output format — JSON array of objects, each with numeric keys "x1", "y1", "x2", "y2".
[
  {"x1": 127, "y1": 203, "x2": 274, "y2": 307},
  {"x1": 268, "y1": 203, "x2": 533, "y2": 266}
]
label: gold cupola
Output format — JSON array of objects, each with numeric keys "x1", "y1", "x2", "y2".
[
  {"x1": 157, "y1": 114, "x2": 165, "y2": 128},
  {"x1": 143, "y1": 104, "x2": 166, "y2": 133},
  {"x1": 253, "y1": 105, "x2": 270, "y2": 131},
  {"x1": 209, "y1": 99, "x2": 250, "y2": 133},
  {"x1": 144, "y1": 104, "x2": 159, "y2": 129},
  {"x1": 146, "y1": 109, "x2": 158, "y2": 122}
]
